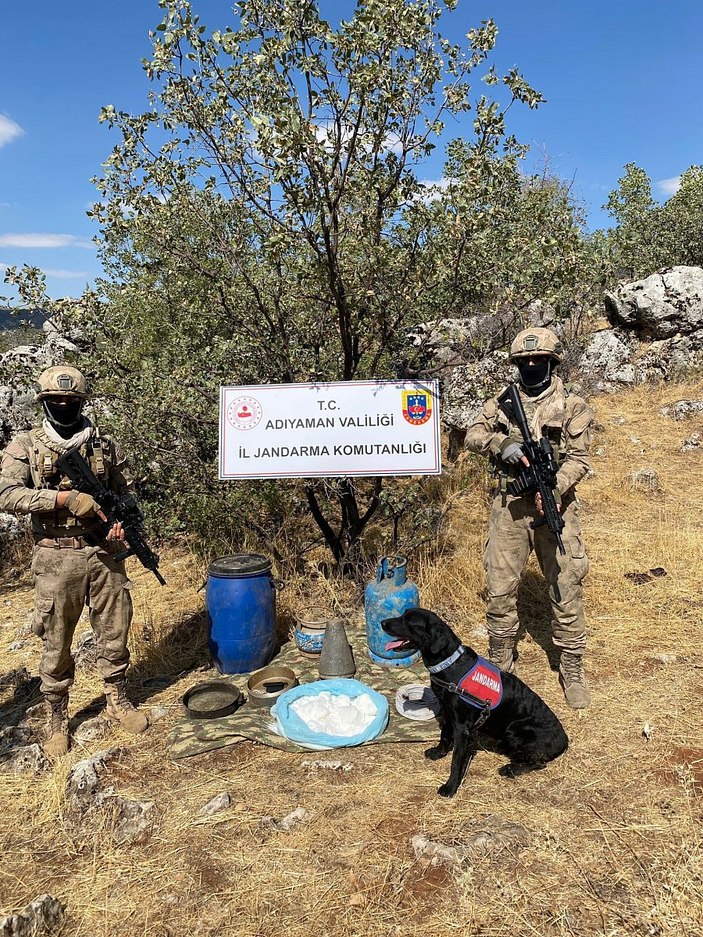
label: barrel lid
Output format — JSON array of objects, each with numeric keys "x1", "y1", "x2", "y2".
[{"x1": 208, "y1": 554, "x2": 272, "y2": 578}]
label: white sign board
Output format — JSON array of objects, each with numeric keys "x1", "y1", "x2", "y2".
[{"x1": 219, "y1": 380, "x2": 441, "y2": 479}]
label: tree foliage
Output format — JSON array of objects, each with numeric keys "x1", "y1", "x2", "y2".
[
  {"x1": 603, "y1": 162, "x2": 703, "y2": 280},
  {"x1": 411, "y1": 151, "x2": 595, "y2": 344},
  {"x1": 4, "y1": 0, "x2": 598, "y2": 573}
]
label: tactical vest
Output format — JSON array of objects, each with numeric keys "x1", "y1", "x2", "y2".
[
  {"x1": 28, "y1": 427, "x2": 114, "y2": 531},
  {"x1": 456, "y1": 657, "x2": 504, "y2": 712},
  {"x1": 489, "y1": 382, "x2": 571, "y2": 482}
]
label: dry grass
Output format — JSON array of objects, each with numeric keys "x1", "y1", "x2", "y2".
[{"x1": 2, "y1": 379, "x2": 703, "y2": 937}]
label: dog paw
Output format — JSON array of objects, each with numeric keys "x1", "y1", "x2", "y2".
[
  {"x1": 424, "y1": 746, "x2": 447, "y2": 761},
  {"x1": 437, "y1": 783, "x2": 457, "y2": 798}
]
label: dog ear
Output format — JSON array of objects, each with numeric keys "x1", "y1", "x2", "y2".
[{"x1": 408, "y1": 612, "x2": 429, "y2": 633}]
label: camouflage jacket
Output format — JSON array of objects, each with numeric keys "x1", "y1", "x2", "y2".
[
  {"x1": 464, "y1": 376, "x2": 593, "y2": 496},
  {"x1": 0, "y1": 424, "x2": 134, "y2": 539}
]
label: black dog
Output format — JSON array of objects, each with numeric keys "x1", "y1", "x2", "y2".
[{"x1": 382, "y1": 608, "x2": 568, "y2": 797}]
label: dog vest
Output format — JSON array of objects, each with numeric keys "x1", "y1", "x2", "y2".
[{"x1": 456, "y1": 657, "x2": 503, "y2": 711}]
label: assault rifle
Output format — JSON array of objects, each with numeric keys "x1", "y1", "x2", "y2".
[
  {"x1": 497, "y1": 383, "x2": 566, "y2": 556},
  {"x1": 56, "y1": 449, "x2": 166, "y2": 585}
]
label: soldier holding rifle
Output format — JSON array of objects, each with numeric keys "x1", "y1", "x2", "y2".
[
  {"x1": 465, "y1": 328, "x2": 594, "y2": 708},
  {"x1": 0, "y1": 366, "x2": 151, "y2": 756}
]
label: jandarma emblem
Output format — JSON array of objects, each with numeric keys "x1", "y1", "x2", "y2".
[
  {"x1": 227, "y1": 396, "x2": 263, "y2": 430},
  {"x1": 401, "y1": 390, "x2": 431, "y2": 426}
]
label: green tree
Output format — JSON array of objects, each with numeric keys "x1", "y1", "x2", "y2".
[
  {"x1": 602, "y1": 163, "x2": 703, "y2": 282},
  {"x1": 6, "y1": 0, "x2": 549, "y2": 573},
  {"x1": 657, "y1": 165, "x2": 703, "y2": 267},
  {"x1": 604, "y1": 162, "x2": 661, "y2": 279},
  {"x1": 425, "y1": 151, "x2": 593, "y2": 331}
]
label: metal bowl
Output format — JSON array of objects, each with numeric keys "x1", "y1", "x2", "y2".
[
  {"x1": 246, "y1": 665, "x2": 298, "y2": 708},
  {"x1": 182, "y1": 681, "x2": 245, "y2": 720}
]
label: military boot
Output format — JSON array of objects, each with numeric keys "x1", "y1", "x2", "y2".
[
  {"x1": 104, "y1": 682, "x2": 148, "y2": 734},
  {"x1": 488, "y1": 637, "x2": 516, "y2": 673},
  {"x1": 43, "y1": 694, "x2": 69, "y2": 758},
  {"x1": 559, "y1": 652, "x2": 591, "y2": 709}
]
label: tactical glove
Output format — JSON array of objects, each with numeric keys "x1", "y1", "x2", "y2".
[
  {"x1": 65, "y1": 490, "x2": 100, "y2": 518},
  {"x1": 499, "y1": 440, "x2": 525, "y2": 465}
]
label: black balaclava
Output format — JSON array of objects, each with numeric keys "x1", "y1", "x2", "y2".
[
  {"x1": 43, "y1": 396, "x2": 84, "y2": 436},
  {"x1": 516, "y1": 356, "x2": 553, "y2": 397}
]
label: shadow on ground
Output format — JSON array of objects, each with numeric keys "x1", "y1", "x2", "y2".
[
  {"x1": 71, "y1": 610, "x2": 211, "y2": 727},
  {"x1": 516, "y1": 569, "x2": 559, "y2": 669},
  {"x1": 0, "y1": 672, "x2": 42, "y2": 729}
]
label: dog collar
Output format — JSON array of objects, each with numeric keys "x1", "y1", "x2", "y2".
[{"x1": 427, "y1": 646, "x2": 465, "y2": 673}]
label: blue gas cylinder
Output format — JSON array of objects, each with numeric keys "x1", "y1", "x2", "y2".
[
  {"x1": 206, "y1": 554, "x2": 277, "y2": 674},
  {"x1": 365, "y1": 556, "x2": 421, "y2": 666}
]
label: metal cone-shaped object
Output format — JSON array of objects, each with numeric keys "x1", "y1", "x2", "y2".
[{"x1": 318, "y1": 617, "x2": 356, "y2": 679}]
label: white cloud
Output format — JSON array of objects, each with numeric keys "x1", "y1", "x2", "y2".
[
  {"x1": 0, "y1": 115, "x2": 24, "y2": 148},
  {"x1": 313, "y1": 121, "x2": 405, "y2": 156},
  {"x1": 43, "y1": 269, "x2": 91, "y2": 279},
  {"x1": 382, "y1": 132, "x2": 404, "y2": 155},
  {"x1": 416, "y1": 176, "x2": 453, "y2": 203},
  {"x1": 656, "y1": 175, "x2": 681, "y2": 197},
  {"x1": 1, "y1": 260, "x2": 89, "y2": 281},
  {"x1": 0, "y1": 233, "x2": 94, "y2": 249}
]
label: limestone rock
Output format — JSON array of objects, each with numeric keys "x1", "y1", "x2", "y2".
[
  {"x1": 199, "y1": 792, "x2": 232, "y2": 817},
  {"x1": 462, "y1": 813, "x2": 529, "y2": 852},
  {"x1": 576, "y1": 330, "x2": 635, "y2": 391},
  {"x1": 0, "y1": 306, "x2": 88, "y2": 456},
  {"x1": 623, "y1": 468, "x2": 661, "y2": 494},
  {"x1": 74, "y1": 630, "x2": 97, "y2": 670},
  {"x1": 0, "y1": 743, "x2": 50, "y2": 774},
  {"x1": 148, "y1": 705, "x2": 170, "y2": 722},
  {"x1": 411, "y1": 833, "x2": 463, "y2": 865},
  {"x1": 0, "y1": 513, "x2": 23, "y2": 541},
  {"x1": 660, "y1": 399, "x2": 703, "y2": 420},
  {"x1": 260, "y1": 806, "x2": 311, "y2": 831},
  {"x1": 0, "y1": 667, "x2": 30, "y2": 689},
  {"x1": 442, "y1": 351, "x2": 514, "y2": 431},
  {"x1": 73, "y1": 717, "x2": 112, "y2": 745},
  {"x1": 301, "y1": 759, "x2": 353, "y2": 772},
  {"x1": 0, "y1": 726, "x2": 32, "y2": 757},
  {"x1": 65, "y1": 747, "x2": 125, "y2": 814},
  {"x1": 0, "y1": 894, "x2": 65, "y2": 937},
  {"x1": 605, "y1": 266, "x2": 703, "y2": 339},
  {"x1": 681, "y1": 433, "x2": 702, "y2": 452},
  {"x1": 110, "y1": 796, "x2": 157, "y2": 846},
  {"x1": 411, "y1": 815, "x2": 528, "y2": 866}
]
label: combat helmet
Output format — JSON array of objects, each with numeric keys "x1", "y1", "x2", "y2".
[
  {"x1": 509, "y1": 327, "x2": 563, "y2": 363},
  {"x1": 34, "y1": 366, "x2": 89, "y2": 401}
]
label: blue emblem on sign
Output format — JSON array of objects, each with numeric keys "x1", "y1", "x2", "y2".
[{"x1": 402, "y1": 391, "x2": 431, "y2": 425}]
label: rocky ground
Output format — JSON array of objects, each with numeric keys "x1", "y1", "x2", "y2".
[{"x1": 1, "y1": 379, "x2": 702, "y2": 937}]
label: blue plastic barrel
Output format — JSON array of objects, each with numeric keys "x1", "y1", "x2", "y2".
[
  {"x1": 206, "y1": 554, "x2": 277, "y2": 674},
  {"x1": 365, "y1": 556, "x2": 421, "y2": 667}
]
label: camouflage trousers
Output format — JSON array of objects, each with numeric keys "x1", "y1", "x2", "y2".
[
  {"x1": 32, "y1": 544, "x2": 133, "y2": 696},
  {"x1": 483, "y1": 493, "x2": 589, "y2": 653}
]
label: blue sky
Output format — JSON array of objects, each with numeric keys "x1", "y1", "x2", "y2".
[{"x1": 1, "y1": 0, "x2": 701, "y2": 301}]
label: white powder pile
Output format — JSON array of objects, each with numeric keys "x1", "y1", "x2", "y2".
[{"x1": 290, "y1": 691, "x2": 377, "y2": 737}]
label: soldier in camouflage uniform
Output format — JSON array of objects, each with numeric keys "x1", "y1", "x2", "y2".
[
  {"x1": 0, "y1": 366, "x2": 148, "y2": 756},
  {"x1": 465, "y1": 328, "x2": 593, "y2": 708}
]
